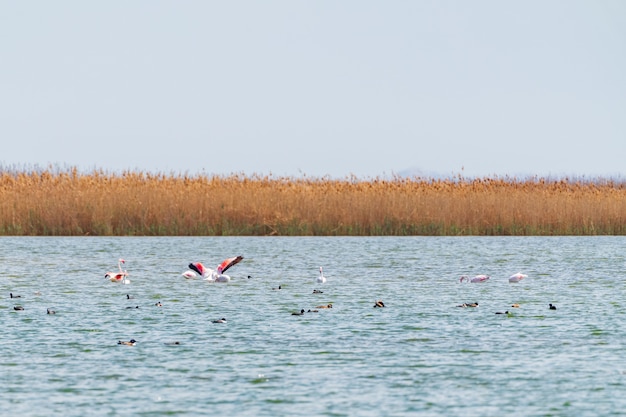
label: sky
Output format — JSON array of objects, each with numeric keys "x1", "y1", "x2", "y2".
[{"x1": 1, "y1": 1, "x2": 625, "y2": 180}]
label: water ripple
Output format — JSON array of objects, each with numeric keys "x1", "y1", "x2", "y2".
[{"x1": 2, "y1": 236, "x2": 626, "y2": 415}]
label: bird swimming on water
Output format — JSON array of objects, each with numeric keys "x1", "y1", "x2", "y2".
[
  {"x1": 316, "y1": 267, "x2": 327, "y2": 284},
  {"x1": 105, "y1": 258, "x2": 130, "y2": 284},
  {"x1": 118, "y1": 339, "x2": 137, "y2": 346},
  {"x1": 508, "y1": 272, "x2": 527, "y2": 283},
  {"x1": 457, "y1": 302, "x2": 479, "y2": 308},
  {"x1": 549, "y1": 303, "x2": 557, "y2": 310},
  {"x1": 459, "y1": 275, "x2": 490, "y2": 283}
]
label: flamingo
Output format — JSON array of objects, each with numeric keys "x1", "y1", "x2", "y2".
[
  {"x1": 316, "y1": 267, "x2": 327, "y2": 284},
  {"x1": 181, "y1": 269, "x2": 198, "y2": 279},
  {"x1": 509, "y1": 272, "x2": 527, "y2": 283},
  {"x1": 105, "y1": 259, "x2": 130, "y2": 284},
  {"x1": 188, "y1": 256, "x2": 243, "y2": 283},
  {"x1": 459, "y1": 274, "x2": 490, "y2": 283}
]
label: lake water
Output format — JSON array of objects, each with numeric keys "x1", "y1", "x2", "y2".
[{"x1": 1, "y1": 236, "x2": 625, "y2": 416}]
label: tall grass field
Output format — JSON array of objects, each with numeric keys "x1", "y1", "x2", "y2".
[{"x1": 1, "y1": 168, "x2": 625, "y2": 235}]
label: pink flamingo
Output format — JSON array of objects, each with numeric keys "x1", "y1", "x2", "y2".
[
  {"x1": 187, "y1": 256, "x2": 243, "y2": 282},
  {"x1": 509, "y1": 272, "x2": 527, "y2": 283},
  {"x1": 105, "y1": 259, "x2": 130, "y2": 284},
  {"x1": 460, "y1": 274, "x2": 490, "y2": 283},
  {"x1": 181, "y1": 269, "x2": 198, "y2": 279}
]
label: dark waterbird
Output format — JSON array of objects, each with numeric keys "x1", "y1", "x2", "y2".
[{"x1": 457, "y1": 302, "x2": 479, "y2": 308}]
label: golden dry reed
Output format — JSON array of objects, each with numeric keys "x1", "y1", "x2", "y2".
[{"x1": 1, "y1": 168, "x2": 625, "y2": 236}]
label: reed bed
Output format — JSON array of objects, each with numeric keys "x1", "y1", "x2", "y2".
[{"x1": 1, "y1": 168, "x2": 625, "y2": 236}]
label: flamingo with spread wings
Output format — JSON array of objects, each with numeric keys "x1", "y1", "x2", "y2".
[
  {"x1": 187, "y1": 256, "x2": 243, "y2": 282},
  {"x1": 105, "y1": 259, "x2": 130, "y2": 284}
]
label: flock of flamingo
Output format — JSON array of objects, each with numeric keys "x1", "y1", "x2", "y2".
[
  {"x1": 104, "y1": 255, "x2": 246, "y2": 284},
  {"x1": 104, "y1": 256, "x2": 328, "y2": 286},
  {"x1": 105, "y1": 255, "x2": 525, "y2": 287},
  {"x1": 459, "y1": 272, "x2": 528, "y2": 283}
]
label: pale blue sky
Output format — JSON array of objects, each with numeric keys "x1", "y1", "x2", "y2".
[{"x1": 1, "y1": 1, "x2": 625, "y2": 179}]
